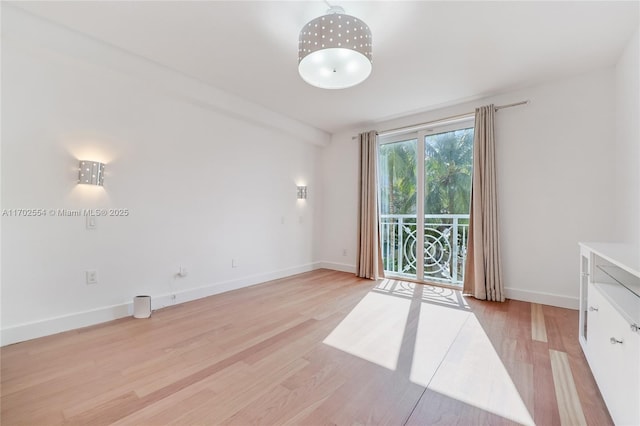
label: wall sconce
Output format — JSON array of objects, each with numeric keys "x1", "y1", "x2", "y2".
[
  {"x1": 78, "y1": 160, "x2": 105, "y2": 186},
  {"x1": 297, "y1": 185, "x2": 308, "y2": 199}
]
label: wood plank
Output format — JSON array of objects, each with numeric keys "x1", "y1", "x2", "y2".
[
  {"x1": 549, "y1": 349, "x2": 588, "y2": 426},
  {"x1": 411, "y1": 314, "x2": 536, "y2": 426},
  {"x1": 406, "y1": 388, "x2": 519, "y2": 426},
  {"x1": 531, "y1": 303, "x2": 548, "y2": 342},
  {"x1": 532, "y1": 341, "x2": 562, "y2": 425}
]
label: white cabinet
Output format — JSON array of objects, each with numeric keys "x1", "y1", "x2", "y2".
[{"x1": 579, "y1": 243, "x2": 640, "y2": 426}]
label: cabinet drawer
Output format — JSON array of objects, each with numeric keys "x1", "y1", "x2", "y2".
[{"x1": 587, "y1": 284, "x2": 640, "y2": 425}]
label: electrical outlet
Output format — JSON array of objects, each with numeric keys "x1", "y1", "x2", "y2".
[
  {"x1": 342, "y1": 249, "x2": 348, "y2": 257},
  {"x1": 232, "y1": 258, "x2": 239, "y2": 268},
  {"x1": 177, "y1": 266, "x2": 188, "y2": 277},
  {"x1": 85, "y1": 270, "x2": 98, "y2": 285}
]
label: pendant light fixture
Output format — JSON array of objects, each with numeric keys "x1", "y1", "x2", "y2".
[{"x1": 298, "y1": 5, "x2": 372, "y2": 89}]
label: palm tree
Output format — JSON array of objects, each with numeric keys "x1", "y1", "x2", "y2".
[
  {"x1": 424, "y1": 129, "x2": 473, "y2": 215},
  {"x1": 424, "y1": 128, "x2": 473, "y2": 281},
  {"x1": 379, "y1": 140, "x2": 417, "y2": 215},
  {"x1": 379, "y1": 139, "x2": 418, "y2": 273}
]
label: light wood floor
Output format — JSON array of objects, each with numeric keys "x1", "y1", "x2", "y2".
[{"x1": 1, "y1": 270, "x2": 612, "y2": 425}]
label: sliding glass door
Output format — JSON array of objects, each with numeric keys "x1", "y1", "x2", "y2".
[
  {"x1": 379, "y1": 138, "x2": 419, "y2": 280},
  {"x1": 379, "y1": 123, "x2": 474, "y2": 286}
]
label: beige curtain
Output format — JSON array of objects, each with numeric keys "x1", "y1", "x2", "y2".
[
  {"x1": 463, "y1": 105, "x2": 504, "y2": 301},
  {"x1": 356, "y1": 130, "x2": 385, "y2": 280}
]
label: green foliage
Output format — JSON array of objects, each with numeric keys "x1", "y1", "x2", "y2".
[
  {"x1": 378, "y1": 128, "x2": 474, "y2": 215},
  {"x1": 424, "y1": 128, "x2": 473, "y2": 214},
  {"x1": 379, "y1": 139, "x2": 417, "y2": 215}
]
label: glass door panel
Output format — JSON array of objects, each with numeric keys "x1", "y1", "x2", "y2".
[
  {"x1": 379, "y1": 139, "x2": 418, "y2": 280},
  {"x1": 423, "y1": 128, "x2": 474, "y2": 286},
  {"x1": 378, "y1": 126, "x2": 473, "y2": 287}
]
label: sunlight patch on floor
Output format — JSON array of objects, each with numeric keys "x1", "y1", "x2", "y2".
[
  {"x1": 374, "y1": 279, "x2": 470, "y2": 311},
  {"x1": 323, "y1": 289, "x2": 411, "y2": 370},
  {"x1": 409, "y1": 302, "x2": 469, "y2": 386},
  {"x1": 425, "y1": 315, "x2": 535, "y2": 426},
  {"x1": 323, "y1": 279, "x2": 533, "y2": 425}
]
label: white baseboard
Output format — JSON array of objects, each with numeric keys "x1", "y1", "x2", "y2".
[
  {"x1": 0, "y1": 303, "x2": 132, "y2": 347},
  {"x1": 0, "y1": 262, "x2": 322, "y2": 347},
  {"x1": 151, "y1": 262, "x2": 322, "y2": 311},
  {"x1": 2, "y1": 264, "x2": 577, "y2": 346},
  {"x1": 505, "y1": 287, "x2": 579, "y2": 310},
  {"x1": 319, "y1": 263, "x2": 579, "y2": 310},
  {"x1": 318, "y1": 261, "x2": 356, "y2": 274}
]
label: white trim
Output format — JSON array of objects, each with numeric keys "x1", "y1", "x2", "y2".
[
  {"x1": 505, "y1": 287, "x2": 579, "y2": 310},
  {"x1": 0, "y1": 262, "x2": 321, "y2": 346},
  {"x1": 318, "y1": 261, "x2": 357, "y2": 274},
  {"x1": 378, "y1": 117, "x2": 475, "y2": 144},
  {"x1": 1, "y1": 264, "x2": 578, "y2": 346},
  {"x1": 319, "y1": 264, "x2": 580, "y2": 309},
  {"x1": 0, "y1": 303, "x2": 132, "y2": 347}
]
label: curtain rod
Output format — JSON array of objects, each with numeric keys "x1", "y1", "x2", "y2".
[{"x1": 351, "y1": 100, "x2": 529, "y2": 139}]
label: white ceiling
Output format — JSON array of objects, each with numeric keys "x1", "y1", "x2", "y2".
[{"x1": 11, "y1": 1, "x2": 639, "y2": 134}]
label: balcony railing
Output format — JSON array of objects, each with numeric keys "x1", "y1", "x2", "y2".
[{"x1": 380, "y1": 214, "x2": 469, "y2": 286}]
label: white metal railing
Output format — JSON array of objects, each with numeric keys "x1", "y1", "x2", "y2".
[{"x1": 380, "y1": 214, "x2": 469, "y2": 286}]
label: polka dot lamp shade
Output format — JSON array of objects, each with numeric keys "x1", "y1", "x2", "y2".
[{"x1": 298, "y1": 7, "x2": 372, "y2": 89}]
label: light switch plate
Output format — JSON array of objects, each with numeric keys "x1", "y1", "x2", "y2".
[
  {"x1": 86, "y1": 270, "x2": 98, "y2": 285},
  {"x1": 86, "y1": 215, "x2": 97, "y2": 229}
]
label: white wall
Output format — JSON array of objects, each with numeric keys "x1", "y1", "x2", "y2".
[
  {"x1": 614, "y1": 28, "x2": 640, "y2": 246},
  {"x1": 318, "y1": 131, "x2": 360, "y2": 273},
  {"x1": 1, "y1": 6, "x2": 327, "y2": 345},
  {"x1": 321, "y1": 69, "x2": 618, "y2": 308}
]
